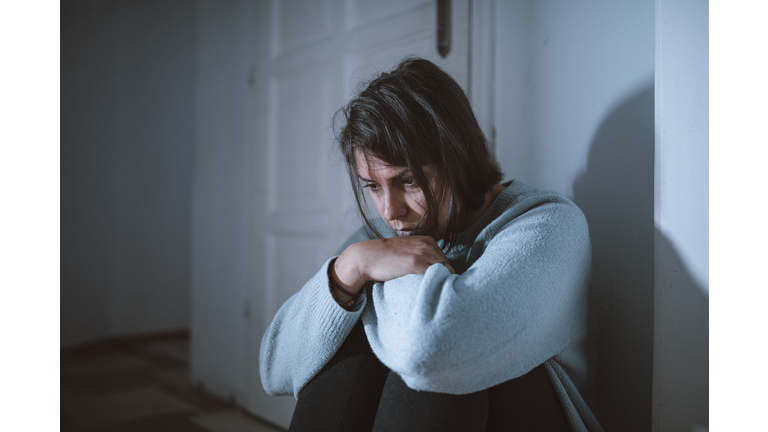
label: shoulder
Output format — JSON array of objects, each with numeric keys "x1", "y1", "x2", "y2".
[
  {"x1": 482, "y1": 181, "x2": 590, "y2": 251},
  {"x1": 505, "y1": 181, "x2": 582, "y2": 211},
  {"x1": 501, "y1": 181, "x2": 587, "y2": 229}
]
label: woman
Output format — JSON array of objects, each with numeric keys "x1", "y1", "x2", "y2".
[{"x1": 260, "y1": 58, "x2": 603, "y2": 431}]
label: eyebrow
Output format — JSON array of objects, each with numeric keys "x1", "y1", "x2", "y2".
[{"x1": 358, "y1": 168, "x2": 411, "y2": 184}]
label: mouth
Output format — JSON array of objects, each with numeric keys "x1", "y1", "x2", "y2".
[{"x1": 395, "y1": 229, "x2": 416, "y2": 237}]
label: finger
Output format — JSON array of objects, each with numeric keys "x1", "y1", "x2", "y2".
[{"x1": 437, "y1": 260, "x2": 455, "y2": 274}]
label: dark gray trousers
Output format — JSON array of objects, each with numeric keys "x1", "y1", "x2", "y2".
[{"x1": 289, "y1": 320, "x2": 570, "y2": 432}]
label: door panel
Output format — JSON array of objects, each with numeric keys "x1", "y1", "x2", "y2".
[
  {"x1": 272, "y1": 0, "x2": 335, "y2": 56},
  {"x1": 346, "y1": 0, "x2": 431, "y2": 29},
  {"x1": 265, "y1": 232, "x2": 331, "y2": 323},
  {"x1": 267, "y1": 63, "x2": 335, "y2": 212},
  {"x1": 247, "y1": 1, "x2": 469, "y2": 427}
]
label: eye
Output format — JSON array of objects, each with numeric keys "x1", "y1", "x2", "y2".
[
  {"x1": 363, "y1": 182, "x2": 381, "y2": 191},
  {"x1": 402, "y1": 177, "x2": 417, "y2": 187}
]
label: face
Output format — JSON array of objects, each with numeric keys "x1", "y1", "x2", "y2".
[{"x1": 355, "y1": 151, "x2": 450, "y2": 239}]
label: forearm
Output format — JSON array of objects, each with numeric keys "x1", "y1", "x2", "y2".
[
  {"x1": 366, "y1": 261, "x2": 585, "y2": 393},
  {"x1": 332, "y1": 236, "x2": 455, "y2": 302},
  {"x1": 259, "y1": 257, "x2": 366, "y2": 398},
  {"x1": 363, "y1": 204, "x2": 592, "y2": 393}
]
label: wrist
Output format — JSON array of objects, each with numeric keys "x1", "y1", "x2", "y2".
[
  {"x1": 333, "y1": 246, "x2": 366, "y2": 293},
  {"x1": 329, "y1": 259, "x2": 359, "y2": 309}
]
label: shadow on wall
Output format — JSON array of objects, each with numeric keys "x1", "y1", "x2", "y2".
[
  {"x1": 571, "y1": 84, "x2": 655, "y2": 431},
  {"x1": 655, "y1": 230, "x2": 709, "y2": 430}
]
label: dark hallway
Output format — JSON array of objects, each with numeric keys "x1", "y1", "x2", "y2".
[{"x1": 61, "y1": 334, "x2": 284, "y2": 431}]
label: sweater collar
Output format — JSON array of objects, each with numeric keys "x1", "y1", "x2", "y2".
[{"x1": 444, "y1": 180, "x2": 518, "y2": 253}]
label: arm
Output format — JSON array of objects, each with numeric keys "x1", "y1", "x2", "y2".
[
  {"x1": 259, "y1": 257, "x2": 365, "y2": 398},
  {"x1": 331, "y1": 235, "x2": 455, "y2": 301},
  {"x1": 361, "y1": 200, "x2": 592, "y2": 394},
  {"x1": 259, "y1": 225, "x2": 454, "y2": 397}
]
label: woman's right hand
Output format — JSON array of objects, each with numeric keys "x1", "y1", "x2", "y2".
[{"x1": 331, "y1": 236, "x2": 455, "y2": 298}]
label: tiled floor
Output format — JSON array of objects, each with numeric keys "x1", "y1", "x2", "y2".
[{"x1": 61, "y1": 332, "x2": 285, "y2": 432}]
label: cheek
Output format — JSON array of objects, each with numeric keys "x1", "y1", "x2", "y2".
[
  {"x1": 407, "y1": 191, "x2": 428, "y2": 214},
  {"x1": 369, "y1": 191, "x2": 392, "y2": 219},
  {"x1": 368, "y1": 190, "x2": 382, "y2": 211}
]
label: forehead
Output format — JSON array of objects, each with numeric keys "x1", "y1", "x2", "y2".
[
  {"x1": 354, "y1": 150, "x2": 435, "y2": 182},
  {"x1": 354, "y1": 151, "x2": 401, "y2": 179}
]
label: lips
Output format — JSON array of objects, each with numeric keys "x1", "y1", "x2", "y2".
[{"x1": 395, "y1": 229, "x2": 416, "y2": 236}]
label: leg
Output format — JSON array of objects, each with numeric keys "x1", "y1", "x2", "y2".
[
  {"x1": 289, "y1": 320, "x2": 390, "y2": 432},
  {"x1": 485, "y1": 364, "x2": 570, "y2": 431},
  {"x1": 372, "y1": 363, "x2": 570, "y2": 432},
  {"x1": 372, "y1": 372, "x2": 489, "y2": 432}
]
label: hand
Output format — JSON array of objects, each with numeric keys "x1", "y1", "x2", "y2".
[{"x1": 332, "y1": 236, "x2": 455, "y2": 298}]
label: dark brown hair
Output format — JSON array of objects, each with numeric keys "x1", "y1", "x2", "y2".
[{"x1": 335, "y1": 57, "x2": 503, "y2": 250}]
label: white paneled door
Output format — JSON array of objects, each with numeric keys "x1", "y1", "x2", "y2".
[{"x1": 246, "y1": 0, "x2": 469, "y2": 427}]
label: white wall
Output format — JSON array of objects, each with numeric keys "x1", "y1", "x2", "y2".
[
  {"x1": 494, "y1": 1, "x2": 655, "y2": 431},
  {"x1": 61, "y1": 0, "x2": 196, "y2": 347},
  {"x1": 653, "y1": 0, "x2": 709, "y2": 430},
  {"x1": 190, "y1": 0, "x2": 256, "y2": 405},
  {"x1": 62, "y1": 4, "x2": 708, "y2": 429},
  {"x1": 185, "y1": 2, "x2": 707, "y2": 429}
]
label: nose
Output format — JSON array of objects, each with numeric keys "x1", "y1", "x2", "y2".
[{"x1": 380, "y1": 189, "x2": 407, "y2": 221}]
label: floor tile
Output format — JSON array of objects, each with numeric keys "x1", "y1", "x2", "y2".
[
  {"x1": 160, "y1": 384, "x2": 234, "y2": 412},
  {"x1": 61, "y1": 386, "x2": 197, "y2": 425},
  {"x1": 190, "y1": 410, "x2": 284, "y2": 432},
  {"x1": 61, "y1": 354, "x2": 154, "y2": 377},
  {"x1": 143, "y1": 340, "x2": 190, "y2": 363},
  {"x1": 60, "y1": 333, "x2": 284, "y2": 431},
  {"x1": 61, "y1": 368, "x2": 156, "y2": 396},
  {"x1": 63, "y1": 413, "x2": 212, "y2": 432},
  {"x1": 152, "y1": 367, "x2": 192, "y2": 389}
]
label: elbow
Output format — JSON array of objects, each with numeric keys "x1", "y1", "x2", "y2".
[
  {"x1": 388, "y1": 331, "x2": 453, "y2": 384},
  {"x1": 388, "y1": 333, "x2": 480, "y2": 394}
]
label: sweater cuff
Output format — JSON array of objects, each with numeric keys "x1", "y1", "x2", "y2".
[{"x1": 307, "y1": 257, "x2": 366, "y2": 347}]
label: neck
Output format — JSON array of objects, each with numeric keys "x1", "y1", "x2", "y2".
[{"x1": 460, "y1": 183, "x2": 505, "y2": 231}]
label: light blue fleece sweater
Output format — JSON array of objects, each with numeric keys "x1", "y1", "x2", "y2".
[{"x1": 260, "y1": 180, "x2": 603, "y2": 432}]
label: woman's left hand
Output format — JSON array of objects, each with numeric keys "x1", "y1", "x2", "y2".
[{"x1": 331, "y1": 236, "x2": 455, "y2": 300}]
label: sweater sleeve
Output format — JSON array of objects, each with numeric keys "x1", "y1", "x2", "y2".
[
  {"x1": 361, "y1": 199, "x2": 592, "y2": 394},
  {"x1": 259, "y1": 257, "x2": 366, "y2": 399}
]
